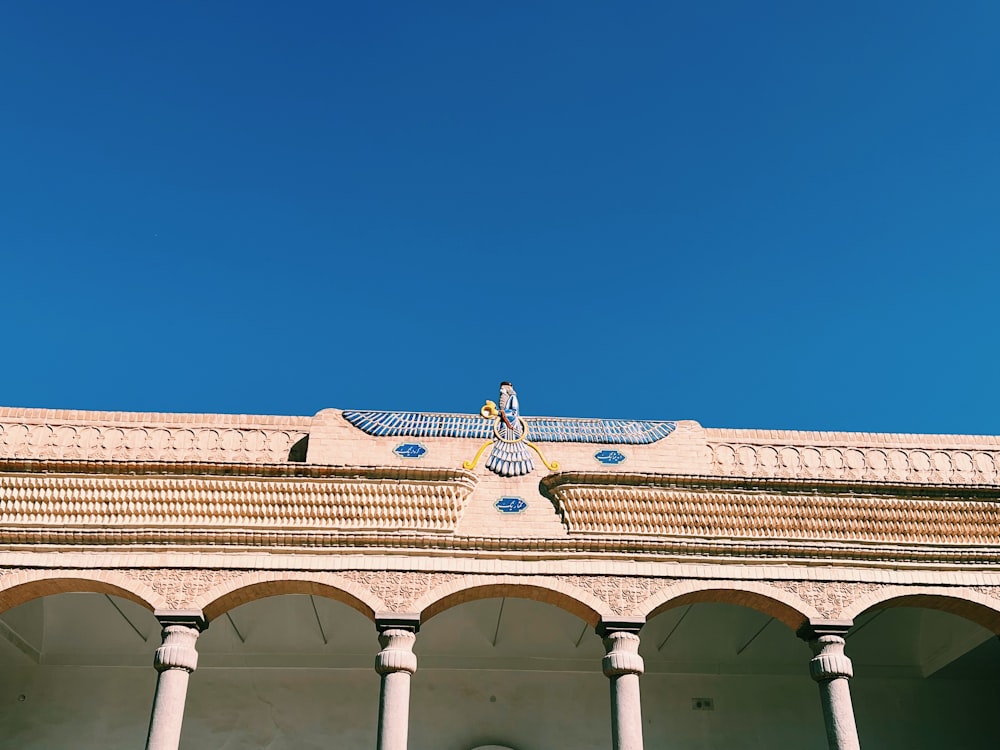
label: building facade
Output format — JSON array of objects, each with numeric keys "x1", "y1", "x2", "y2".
[{"x1": 1, "y1": 384, "x2": 999, "y2": 749}]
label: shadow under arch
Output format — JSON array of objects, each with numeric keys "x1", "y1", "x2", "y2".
[
  {"x1": 641, "y1": 581, "x2": 818, "y2": 632},
  {"x1": 0, "y1": 570, "x2": 157, "y2": 615},
  {"x1": 840, "y1": 587, "x2": 1000, "y2": 634},
  {"x1": 415, "y1": 577, "x2": 605, "y2": 626},
  {"x1": 198, "y1": 572, "x2": 379, "y2": 622}
]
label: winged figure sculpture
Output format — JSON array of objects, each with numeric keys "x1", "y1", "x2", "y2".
[{"x1": 342, "y1": 382, "x2": 676, "y2": 478}]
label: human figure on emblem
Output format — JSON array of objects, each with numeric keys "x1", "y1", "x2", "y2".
[{"x1": 485, "y1": 382, "x2": 535, "y2": 476}]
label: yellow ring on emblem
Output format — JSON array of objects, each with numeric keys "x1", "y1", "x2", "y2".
[{"x1": 492, "y1": 416, "x2": 529, "y2": 444}]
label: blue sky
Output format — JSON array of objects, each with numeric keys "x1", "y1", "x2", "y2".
[{"x1": 2, "y1": 3, "x2": 998, "y2": 434}]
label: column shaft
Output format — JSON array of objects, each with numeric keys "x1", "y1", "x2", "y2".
[
  {"x1": 800, "y1": 623, "x2": 861, "y2": 750},
  {"x1": 146, "y1": 669, "x2": 193, "y2": 750},
  {"x1": 600, "y1": 620, "x2": 645, "y2": 750},
  {"x1": 609, "y1": 670, "x2": 643, "y2": 750},
  {"x1": 378, "y1": 670, "x2": 413, "y2": 750},
  {"x1": 375, "y1": 619, "x2": 419, "y2": 750},
  {"x1": 144, "y1": 613, "x2": 207, "y2": 750},
  {"x1": 818, "y1": 676, "x2": 860, "y2": 750}
]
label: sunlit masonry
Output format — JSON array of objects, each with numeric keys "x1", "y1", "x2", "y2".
[{"x1": 2, "y1": 382, "x2": 1000, "y2": 750}]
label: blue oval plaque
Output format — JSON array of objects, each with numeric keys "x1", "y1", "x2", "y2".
[
  {"x1": 594, "y1": 449, "x2": 627, "y2": 465},
  {"x1": 394, "y1": 443, "x2": 427, "y2": 459},
  {"x1": 495, "y1": 496, "x2": 527, "y2": 514}
]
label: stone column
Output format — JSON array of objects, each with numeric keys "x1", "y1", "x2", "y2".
[
  {"x1": 798, "y1": 620, "x2": 861, "y2": 750},
  {"x1": 145, "y1": 611, "x2": 208, "y2": 750},
  {"x1": 598, "y1": 618, "x2": 645, "y2": 750},
  {"x1": 375, "y1": 615, "x2": 420, "y2": 750}
]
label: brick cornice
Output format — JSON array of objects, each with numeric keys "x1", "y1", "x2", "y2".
[
  {"x1": 0, "y1": 464, "x2": 478, "y2": 535},
  {"x1": 0, "y1": 406, "x2": 310, "y2": 427},
  {"x1": 0, "y1": 457, "x2": 474, "y2": 482},
  {"x1": 3, "y1": 466, "x2": 1000, "y2": 566},
  {"x1": 2, "y1": 527, "x2": 1000, "y2": 567},
  {"x1": 542, "y1": 472, "x2": 1000, "y2": 546},
  {"x1": 541, "y1": 471, "x2": 1000, "y2": 498}
]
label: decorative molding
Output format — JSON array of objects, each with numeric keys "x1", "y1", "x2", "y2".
[
  {"x1": 708, "y1": 442, "x2": 1000, "y2": 486},
  {"x1": 0, "y1": 421, "x2": 308, "y2": 463},
  {"x1": 2, "y1": 527, "x2": 1000, "y2": 566},
  {"x1": 0, "y1": 469, "x2": 476, "y2": 534},
  {"x1": 542, "y1": 473, "x2": 1000, "y2": 545},
  {"x1": 5, "y1": 459, "x2": 1000, "y2": 568}
]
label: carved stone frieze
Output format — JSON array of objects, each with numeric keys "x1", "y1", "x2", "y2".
[
  {"x1": 338, "y1": 571, "x2": 462, "y2": 612},
  {"x1": 126, "y1": 569, "x2": 249, "y2": 610},
  {"x1": 769, "y1": 581, "x2": 884, "y2": 619},
  {"x1": 970, "y1": 586, "x2": 1000, "y2": 603},
  {"x1": 555, "y1": 575, "x2": 666, "y2": 616}
]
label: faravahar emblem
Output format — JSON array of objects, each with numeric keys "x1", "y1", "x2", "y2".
[
  {"x1": 341, "y1": 383, "x2": 677, "y2": 478},
  {"x1": 464, "y1": 382, "x2": 558, "y2": 477}
]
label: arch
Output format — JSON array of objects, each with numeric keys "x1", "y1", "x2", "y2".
[
  {"x1": 840, "y1": 586, "x2": 1000, "y2": 634},
  {"x1": 0, "y1": 569, "x2": 158, "y2": 614},
  {"x1": 414, "y1": 576, "x2": 607, "y2": 626},
  {"x1": 196, "y1": 571, "x2": 379, "y2": 622},
  {"x1": 640, "y1": 580, "x2": 819, "y2": 632}
]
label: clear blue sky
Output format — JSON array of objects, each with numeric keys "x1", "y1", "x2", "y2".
[{"x1": 2, "y1": 3, "x2": 998, "y2": 434}]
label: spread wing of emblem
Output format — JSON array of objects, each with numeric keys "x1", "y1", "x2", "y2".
[
  {"x1": 342, "y1": 410, "x2": 675, "y2": 444},
  {"x1": 341, "y1": 410, "x2": 494, "y2": 440}
]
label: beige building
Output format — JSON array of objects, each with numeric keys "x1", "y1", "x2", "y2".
[{"x1": 1, "y1": 385, "x2": 999, "y2": 749}]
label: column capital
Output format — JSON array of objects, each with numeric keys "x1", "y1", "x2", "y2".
[
  {"x1": 601, "y1": 625, "x2": 644, "y2": 678},
  {"x1": 154, "y1": 610, "x2": 209, "y2": 632},
  {"x1": 798, "y1": 620, "x2": 856, "y2": 683},
  {"x1": 375, "y1": 618, "x2": 418, "y2": 676},
  {"x1": 152, "y1": 612, "x2": 206, "y2": 674},
  {"x1": 796, "y1": 619, "x2": 853, "y2": 641},
  {"x1": 375, "y1": 614, "x2": 420, "y2": 634},
  {"x1": 597, "y1": 617, "x2": 645, "y2": 638}
]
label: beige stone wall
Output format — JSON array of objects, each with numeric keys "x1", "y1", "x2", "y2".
[{"x1": 3, "y1": 403, "x2": 1000, "y2": 635}]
